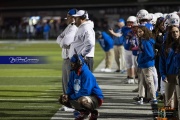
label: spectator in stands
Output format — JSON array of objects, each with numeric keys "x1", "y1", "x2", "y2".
[
  {"x1": 26, "y1": 22, "x2": 35, "y2": 41},
  {"x1": 43, "y1": 21, "x2": 51, "y2": 40}
]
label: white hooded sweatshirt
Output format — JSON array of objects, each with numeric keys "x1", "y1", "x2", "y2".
[{"x1": 69, "y1": 20, "x2": 95, "y2": 58}]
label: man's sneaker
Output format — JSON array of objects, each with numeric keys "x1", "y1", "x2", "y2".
[
  {"x1": 100, "y1": 68, "x2": 105, "y2": 72},
  {"x1": 115, "y1": 69, "x2": 120, "y2": 72},
  {"x1": 104, "y1": 68, "x2": 112, "y2": 72},
  {"x1": 125, "y1": 79, "x2": 134, "y2": 84},
  {"x1": 74, "y1": 110, "x2": 90, "y2": 120},
  {"x1": 64, "y1": 106, "x2": 75, "y2": 112},
  {"x1": 89, "y1": 110, "x2": 99, "y2": 120},
  {"x1": 59, "y1": 105, "x2": 66, "y2": 111},
  {"x1": 128, "y1": 79, "x2": 135, "y2": 84},
  {"x1": 120, "y1": 70, "x2": 126, "y2": 74},
  {"x1": 136, "y1": 98, "x2": 143, "y2": 105},
  {"x1": 150, "y1": 99, "x2": 158, "y2": 105},
  {"x1": 133, "y1": 96, "x2": 140, "y2": 101},
  {"x1": 59, "y1": 105, "x2": 74, "y2": 112}
]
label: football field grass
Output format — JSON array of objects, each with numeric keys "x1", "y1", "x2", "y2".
[{"x1": 0, "y1": 41, "x2": 104, "y2": 120}]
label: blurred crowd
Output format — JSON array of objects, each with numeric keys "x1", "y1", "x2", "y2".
[{"x1": 0, "y1": 16, "x2": 110, "y2": 40}]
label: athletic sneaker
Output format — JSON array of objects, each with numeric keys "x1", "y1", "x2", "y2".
[
  {"x1": 74, "y1": 110, "x2": 90, "y2": 120},
  {"x1": 124, "y1": 79, "x2": 134, "y2": 84},
  {"x1": 115, "y1": 69, "x2": 120, "y2": 72},
  {"x1": 104, "y1": 68, "x2": 112, "y2": 72},
  {"x1": 133, "y1": 96, "x2": 140, "y2": 101},
  {"x1": 89, "y1": 110, "x2": 99, "y2": 120},
  {"x1": 120, "y1": 70, "x2": 126, "y2": 74},
  {"x1": 128, "y1": 79, "x2": 135, "y2": 84},
  {"x1": 59, "y1": 105, "x2": 74, "y2": 112},
  {"x1": 149, "y1": 99, "x2": 158, "y2": 105},
  {"x1": 100, "y1": 68, "x2": 105, "y2": 72},
  {"x1": 63, "y1": 106, "x2": 75, "y2": 112},
  {"x1": 136, "y1": 98, "x2": 143, "y2": 105}
]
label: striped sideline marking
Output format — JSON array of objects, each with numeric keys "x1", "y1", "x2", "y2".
[
  {"x1": 0, "y1": 76, "x2": 61, "y2": 77},
  {"x1": 0, "y1": 85, "x2": 60, "y2": 87},
  {"x1": 0, "y1": 98, "x2": 56, "y2": 101},
  {"x1": 24, "y1": 106, "x2": 54, "y2": 108},
  {"x1": 0, "y1": 40, "x2": 56, "y2": 44}
]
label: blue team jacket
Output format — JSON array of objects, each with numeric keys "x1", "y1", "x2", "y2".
[
  {"x1": 66, "y1": 63, "x2": 104, "y2": 100},
  {"x1": 159, "y1": 44, "x2": 179, "y2": 81},
  {"x1": 98, "y1": 31, "x2": 114, "y2": 52},
  {"x1": 113, "y1": 28, "x2": 124, "y2": 45},
  {"x1": 137, "y1": 38, "x2": 155, "y2": 68},
  {"x1": 122, "y1": 26, "x2": 132, "y2": 50}
]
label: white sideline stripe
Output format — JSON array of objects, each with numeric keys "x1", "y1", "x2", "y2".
[
  {"x1": 45, "y1": 90, "x2": 60, "y2": 92},
  {"x1": 0, "y1": 85, "x2": 59, "y2": 87},
  {"x1": 0, "y1": 98, "x2": 56, "y2": 101},
  {"x1": 0, "y1": 40, "x2": 56, "y2": 44},
  {"x1": 0, "y1": 76, "x2": 61, "y2": 77},
  {"x1": 41, "y1": 93, "x2": 48, "y2": 94},
  {"x1": 51, "y1": 112, "x2": 73, "y2": 120},
  {"x1": 24, "y1": 106, "x2": 54, "y2": 108}
]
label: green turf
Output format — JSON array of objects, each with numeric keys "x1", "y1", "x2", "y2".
[{"x1": 0, "y1": 41, "x2": 104, "y2": 120}]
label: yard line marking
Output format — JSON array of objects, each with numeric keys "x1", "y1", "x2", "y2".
[
  {"x1": 0, "y1": 40, "x2": 56, "y2": 44},
  {"x1": 45, "y1": 90, "x2": 60, "y2": 92},
  {"x1": 41, "y1": 93, "x2": 48, "y2": 94},
  {"x1": 24, "y1": 106, "x2": 54, "y2": 108},
  {"x1": 39, "y1": 96, "x2": 52, "y2": 98},
  {"x1": 0, "y1": 85, "x2": 60, "y2": 87},
  {"x1": 0, "y1": 98, "x2": 56, "y2": 101},
  {"x1": 1, "y1": 68, "x2": 58, "y2": 71},
  {"x1": 0, "y1": 76, "x2": 61, "y2": 77}
]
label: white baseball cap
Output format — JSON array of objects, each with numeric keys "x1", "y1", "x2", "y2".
[{"x1": 72, "y1": 10, "x2": 89, "y2": 19}]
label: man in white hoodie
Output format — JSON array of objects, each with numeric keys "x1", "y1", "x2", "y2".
[
  {"x1": 69, "y1": 10, "x2": 95, "y2": 72},
  {"x1": 56, "y1": 9, "x2": 78, "y2": 111}
]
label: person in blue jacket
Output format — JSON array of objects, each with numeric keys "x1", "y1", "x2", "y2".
[
  {"x1": 96, "y1": 31, "x2": 114, "y2": 72},
  {"x1": 159, "y1": 25, "x2": 180, "y2": 110},
  {"x1": 121, "y1": 16, "x2": 137, "y2": 84},
  {"x1": 136, "y1": 26, "x2": 157, "y2": 105},
  {"x1": 43, "y1": 21, "x2": 51, "y2": 40},
  {"x1": 109, "y1": 18, "x2": 126, "y2": 73},
  {"x1": 59, "y1": 54, "x2": 104, "y2": 120},
  {"x1": 109, "y1": 16, "x2": 137, "y2": 84},
  {"x1": 152, "y1": 17, "x2": 167, "y2": 101}
]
